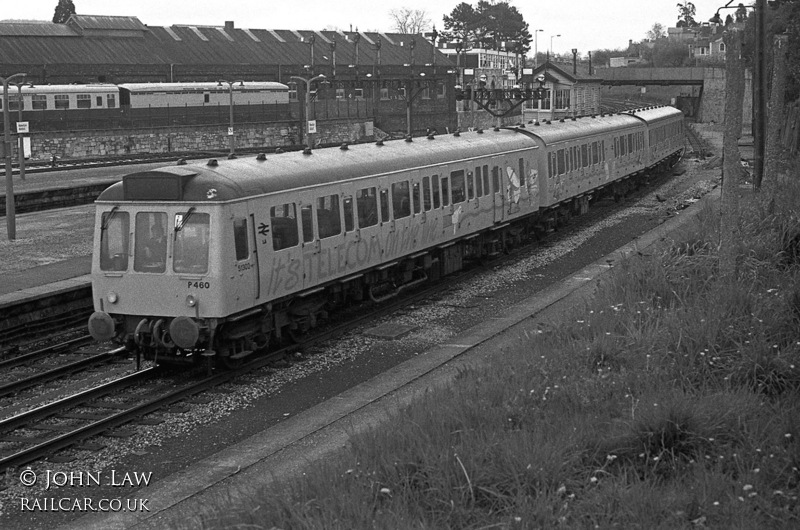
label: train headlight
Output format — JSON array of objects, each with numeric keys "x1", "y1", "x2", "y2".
[
  {"x1": 186, "y1": 295, "x2": 198, "y2": 307},
  {"x1": 88, "y1": 311, "x2": 116, "y2": 341},
  {"x1": 107, "y1": 291, "x2": 119, "y2": 304},
  {"x1": 169, "y1": 316, "x2": 199, "y2": 349}
]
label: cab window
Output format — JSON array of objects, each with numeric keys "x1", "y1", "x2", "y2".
[
  {"x1": 134, "y1": 212, "x2": 167, "y2": 273},
  {"x1": 270, "y1": 203, "x2": 299, "y2": 251},
  {"x1": 100, "y1": 210, "x2": 130, "y2": 271},
  {"x1": 173, "y1": 212, "x2": 210, "y2": 274}
]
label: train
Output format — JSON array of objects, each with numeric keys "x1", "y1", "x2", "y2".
[
  {"x1": 0, "y1": 82, "x2": 290, "y2": 130},
  {"x1": 87, "y1": 106, "x2": 685, "y2": 367}
]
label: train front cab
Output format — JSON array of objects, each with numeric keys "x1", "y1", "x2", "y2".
[{"x1": 88, "y1": 202, "x2": 231, "y2": 361}]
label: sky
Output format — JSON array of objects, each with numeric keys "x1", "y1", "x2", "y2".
[{"x1": 3, "y1": 0, "x2": 736, "y2": 55}]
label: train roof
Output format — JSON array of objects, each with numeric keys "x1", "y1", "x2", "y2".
[
  {"x1": 18, "y1": 84, "x2": 119, "y2": 94},
  {"x1": 98, "y1": 129, "x2": 538, "y2": 203},
  {"x1": 117, "y1": 82, "x2": 289, "y2": 93},
  {"x1": 516, "y1": 113, "x2": 643, "y2": 146},
  {"x1": 624, "y1": 105, "x2": 685, "y2": 126}
]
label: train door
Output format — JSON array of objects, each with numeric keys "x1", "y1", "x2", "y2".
[
  {"x1": 390, "y1": 174, "x2": 415, "y2": 257},
  {"x1": 229, "y1": 202, "x2": 259, "y2": 310},
  {"x1": 491, "y1": 157, "x2": 505, "y2": 223},
  {"x1": 264, "y1": 198, "x2": 304, "y2": 300},
  {"x1": 297, "y1": 190, "x2": 318, "y2": 290},
  {"x1": 314, "y1": 190, "x2": 346, "y2": 284}
]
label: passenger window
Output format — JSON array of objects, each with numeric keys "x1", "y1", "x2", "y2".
[
  {"x1": 317, "y1": 194, "x2": 341, "y2": 239},
  {"x1": 441, "y1": 176, "x2": 451, "y2": 206},
  {"x1": 173, "y1": 212, "x2": 210, "y2": 274},
  {"x1": 356, "y1": 187, "x2": 378, "y2": 228},
  {"x1": 475, "y1": 167, "x2": 483, "y2": 196},
  {"x1": 423, "y1": 177, "x2": 432, "y2": 211},
  {"x1": 620, "y1": 136, "x2": 627, "y2": 157},
  {"x1": 380, "y1": 189, "x2": 390, "y2": 222},
  {"x1": 134, "y1": 212, "x2": 168, "y2": 273},
  {"x1": 412, "y1": 183, "x2": 421, "y2": 214},
  {"x1": 392, "y1": 181, "x2": 411, "y2": 219},
  {"x1": 450, "y1": 171, "x2": 465, "y2": 203},
  {"x1": 270, "y1": 203, "x2": 299, "y2": 251},
  {"x1": 301, "y1": 204, "x2": 313, "y2": 242},
  {"x1": 482, "y1": 165, "x2": 489, "y2": 194},
  {"x1": 100, "y1": 210, "x2": 130, "y2": 271},
  {"x1": 582, "y1": 144, "x2": 589, "y2": 168},
  {"x1": 432, "y1": 175, "x2": 441, "y2": 208},
  {"x1": 557, "y1": 149, "x2": 566, "y2": 175},
  {"x1": 592, "y1": 142, "x2": 599, "y2": 165},
  {"x1": 343, "y1": 196, "x2": 355, "y2": 232},
  {"x1": 233, "y1": 218, "x2": 249, "y2": 261}
]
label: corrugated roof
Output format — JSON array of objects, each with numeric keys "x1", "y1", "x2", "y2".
[
  {"x1": 66, "y1": 14, "x2": 148, "y2": 32},
  {"x1": 0, "y1": 16, "x2": 455, "y2": 71}
]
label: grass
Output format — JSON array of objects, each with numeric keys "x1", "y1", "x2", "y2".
[{"x1": 187, "y1": 173, "x2": 800, "y2": 529}]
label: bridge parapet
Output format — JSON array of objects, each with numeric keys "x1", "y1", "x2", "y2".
[{"x1": 596, "y1": 67, "x2": 709, "y2": 86}]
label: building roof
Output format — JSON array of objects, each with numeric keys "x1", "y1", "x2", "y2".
[
  {"x1": 0, "y1": 15, "x2": 454, "y2": 72},
  {"x1": 533, "y1": 61, "x2": 603, "y2": 84}
]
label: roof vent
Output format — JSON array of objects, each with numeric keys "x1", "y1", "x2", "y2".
[
  {"x1": 477, "y1": 128, "x2": 484, "y2": 134},
  {"x1": 559, "y1": 118, "x2": 565, "y2": 123},
  {"x1": 207, "y1": 159, "x2": 218, "y2": 166},
  {"x1": 376, "y1": 139, "x2": 384, "y2": 146},
  {"x1": 176, "y1": 158, "x2": 187, "y2": 165},
  {"x1": 275, "y1": 147, "x2": 285, "y2": 154},
  {"x1": 227, "y1": 153, "x2": 237, "y2": 159},
  {"x1": 256, "y1": 153, "x2": 267, "y2": 161},
  {"x1": 493, "y1": 126, "x2": 500, "y2": 132},
  {"x1": 546, "y1": 120, "x2": 552, "y2": 125},
  {"x1": 427, "y1": 133, "x2": 435, "y2": 140},
  {"x1": 453, "y1": 129, "x2": 460, "y2": 137},
  {"x1": 571, "y1": 117, "x2": 577, "y2": 121},
  {"x1": 303, "y1": 147, "x2": 313, "y2": 155},
  {"x1": 405, "y1": 135, "x2": 413, "y2": 142},
  {"x1": 340, "y1": 143, "x2": 349, "y2": 150},
  {"x1": 534, "y1": 121, "x2": 541, "y2": 126}
]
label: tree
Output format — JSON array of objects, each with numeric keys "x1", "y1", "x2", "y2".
[
  {"x1": 477, "y1": 1, "x2": 531, "y2": 54},
  {"x1": 647, "y1": 23, "x2": 666, "y2": 40},
  {"x1": 676, "y1": 1, "x2": 699, "y2": 28},
  {"x1": 52, "y1": 0, "x2": 76, "y2": 24},
  {"x1": 388, "y1": 8, "x2": 431, "y2": 34}
]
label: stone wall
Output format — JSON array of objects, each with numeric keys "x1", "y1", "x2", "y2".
[
  {"x1": 698, "y1": 67, "x2": 753, "y2": 126},
  {"x1": 18, "y1": 119, "x2": 375, "y2": 162}
]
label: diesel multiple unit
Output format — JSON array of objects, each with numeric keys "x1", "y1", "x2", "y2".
[{"x1": 87, "y1": 106, "x2": 685, "y2": 367}]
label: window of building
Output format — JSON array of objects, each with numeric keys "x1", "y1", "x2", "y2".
[
  {"x1": 380, "y1": 87, "x2": 389, "y2": 100},
  {"x1": 270, "y1": 203, "x2": 299, "y2": 250},
  {"x1": 336, "y1": 88, "x2": 345, "y2": 99},
  {"x1": 107, "y1": 94, "x2": 116, "y2": 108}
]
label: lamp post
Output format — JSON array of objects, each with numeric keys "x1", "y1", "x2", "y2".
[
  {"x1": 533, "y1": 29, "x2": 543, "y2": 68},
  {"x1": 550, "y1": 34, "x2": 561, "y2": 56},
  {"x1": 13, "y1": 80, "x2": 33, "y2": 182},
  {"x1": 2, "y1": 72, "x2": 27, "y2": 241},
  {"x1": 290, "y1": 74, "x2": 327, "y2": 151},
  {"x1": 218, "y1": 80, "x2": 244, "y2": 158}
]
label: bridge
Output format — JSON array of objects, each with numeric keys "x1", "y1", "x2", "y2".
[{"x1": 594, "y1": 67, "x2": 710, "y2": 86}]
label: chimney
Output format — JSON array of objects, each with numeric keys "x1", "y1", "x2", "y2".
[{"x1": 225, "y1": 21, "x2": 234, "y2": 32}]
